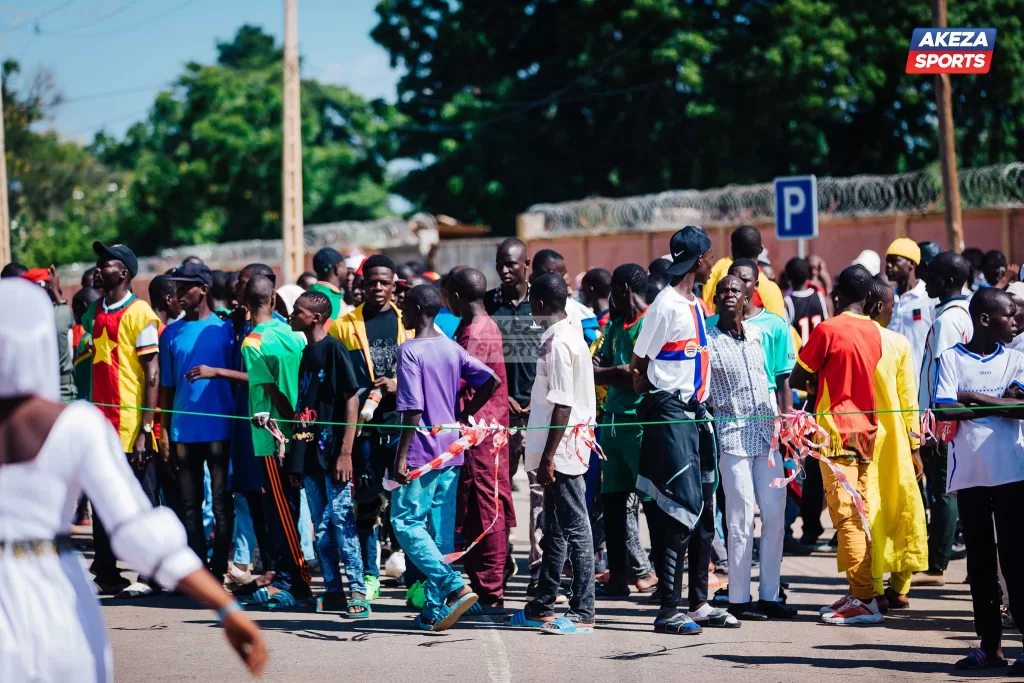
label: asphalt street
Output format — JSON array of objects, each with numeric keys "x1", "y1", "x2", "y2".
[{"x1": 97, "y1": 474, "x2": 1018, "y2": 682}]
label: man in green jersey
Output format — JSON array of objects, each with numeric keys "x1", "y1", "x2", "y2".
[
  {"x1": 241, "y1": 274, "x2": 309, "y2": 607},
  {"x1": 593, "y1": 264, "x2": 659, "y2": 597},
  {"x1": 309, "y1": 247, "x2": 348, "y2": 322}
]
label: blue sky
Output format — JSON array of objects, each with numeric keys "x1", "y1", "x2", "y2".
[{"x1": 3, "y1": 0, "x2": 401, "y2": 142}]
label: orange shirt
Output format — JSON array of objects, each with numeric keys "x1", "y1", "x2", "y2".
[{"x1": 797, "y1": 312, "x2": 882, "y2": 463}]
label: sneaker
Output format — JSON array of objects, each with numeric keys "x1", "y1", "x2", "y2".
[
  {"x1": 405, "y1": 579, "x2": 425, "y2": 609},
  {"x1": 820, "y1": 595, "x2": 852, "y2": 616},
  {"x1": 757, "y1": 599, "x2": 798, "y2": 619},
  {"x1": 821, "y1": 598, "x2": 884, "y2": 625},
  {"x1": 384, "y1": 551, "x2": 406, "y2": 578},
  {"x1": 364, "y1": 575, "x2": 381, "y2": 602},
  {"x1": 913, "y1": 571, "x2": 945, "y2": 586}
]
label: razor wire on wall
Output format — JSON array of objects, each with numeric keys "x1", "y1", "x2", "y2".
[{"x1": 523, "y1": 163, "x2": 1024, "y2": 239}]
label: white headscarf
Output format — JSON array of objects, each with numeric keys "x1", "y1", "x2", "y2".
[
  {"x1": 0, "y1": 279, "x2": 60, "y2": 401},
  {"x1": 276, "y1": 284, "x2": 305, "y2": 315}
]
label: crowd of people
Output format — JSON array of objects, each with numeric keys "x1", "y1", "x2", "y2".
[{"x1": 2, "y1": 225, "x2": 1023, "y2": 675}]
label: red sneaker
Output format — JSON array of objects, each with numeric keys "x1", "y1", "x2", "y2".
[
  {"x1": 819, "y1": 594, "x2": 851, "y2": 616},
  {"x1": 822, "y1": 598, "x2": 884, "y2": 625}
]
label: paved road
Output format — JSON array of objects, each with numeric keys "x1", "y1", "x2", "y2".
[{"x1": 99, "y1": 478, "x2": 1016, "y2": 682}]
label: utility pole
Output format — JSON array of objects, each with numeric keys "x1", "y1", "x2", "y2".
[
  {"x1": 0, "y1": 54, "x2": 10, "y2": 269},
  {"x1": 932, "y1": 0, "x2": 964, "y2": 253},
  {"x1": 281, "y1": 0, "x2": 304, "y2": 284}
]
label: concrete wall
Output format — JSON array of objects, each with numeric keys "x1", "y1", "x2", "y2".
[{"x1": 517, "y1": 209, "x2": 1023, "y2": 278}]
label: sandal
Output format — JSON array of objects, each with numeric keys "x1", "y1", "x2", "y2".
[
  {"x1": 653, "y1": 613, "x2": 702, "y2": 635},
  {"x1": 466, "y1": 602, "x2": 506, "y2": 617},
  {"x1": 539, "y1": 616, "x2": 594, "y2": 635},
  {"x1": 343, "y1": 597, "x2": 371, "y2": 620},
  {"x1": 240, "y1": 587, "x2": 271, "y2": 606},
  {"x1": 433, "y1": 591, "x2": 478, "y2": 632},
  {"x1": 506, "y1": 609, "x2": 550, "y2": 628},
  {"x1": 689, "y1": 605, "x2": 741, "y2": 628},
  {"x1": 595, "y1": 583, "x2": 630, "y2": 599},
  {"x1": 955, "y1": 648, "x2": 1007, "y2": 670}
]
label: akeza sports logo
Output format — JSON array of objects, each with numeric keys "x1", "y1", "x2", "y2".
[{"x1": 906, "y1": 28, "x2": 996, "y2": 74}]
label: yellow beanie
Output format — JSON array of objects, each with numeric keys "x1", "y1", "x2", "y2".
[{"x1": 886, "y1": 238, "x2": 921, "y2": 265}]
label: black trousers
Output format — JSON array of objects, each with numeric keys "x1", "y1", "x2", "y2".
[
  {"x1": 799, "y1": 453, "x2": 825, "y2": 542},
  {"x1": 922, "y1": 441, "x2": 958, "y2": 572},
  {"x1": 958, "y1": 481, "x2": 1024, "y2": 654},
  {"x1": 173, "y1": 440, "x2": 233, "y2": 578},
  {"x1": 260, "y1": 455, "x2": 311, "y2": 598},
  {"x1": 91, "y1": 453, "x2": 159, "y2": 586},
  {"x1": 655, "y1": 480, "x2": 716, "y2": 616}
]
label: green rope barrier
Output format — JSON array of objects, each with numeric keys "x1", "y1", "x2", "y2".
[{"x1": 66, "y1": 399, "x2": 1005, "y2": 430}]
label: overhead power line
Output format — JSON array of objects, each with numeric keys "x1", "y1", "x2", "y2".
[{"x1": 61, "y1": 80, "x2": 175, "y2": 104}]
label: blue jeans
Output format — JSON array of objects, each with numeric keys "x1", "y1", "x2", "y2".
[
  {"x1": 303, "y1": 474, "x2": 366, "y2": 597},
  {"x1": 232, "y1": 492, "x2": 258, "y2": 565},
  {"x1": 298, "y1": 488, "x2": 316, "y2": 562},
  {"x1": 391, "y1": 466, "x2": 464, "y2": 620}
]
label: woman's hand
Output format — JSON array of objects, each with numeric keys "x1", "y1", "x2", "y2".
[{"x1": 222, "y1": 610, "x2": 268, "y2": 677}]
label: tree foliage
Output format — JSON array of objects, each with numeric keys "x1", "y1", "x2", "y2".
[
  {"x1": 4, "y1": 60, "x2": 124, "y2": 267},
  {"x1": 92, "y1": 25, "x2": 406, "y2": 255},
  {"x1": 372, "y1": 0, "x2": 1024, "y2": 233}
]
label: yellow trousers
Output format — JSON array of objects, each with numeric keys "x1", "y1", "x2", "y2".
[
  {"x1": 873, "y1": 571, "x2": 912, "y2": 596},
  {"x1": 820, "y1": 460, "x2": 874, "y2": 601}
]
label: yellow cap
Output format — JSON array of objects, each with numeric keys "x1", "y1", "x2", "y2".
[{"x1": 886, "y1": 238, "x2": 921, "y2": 265}]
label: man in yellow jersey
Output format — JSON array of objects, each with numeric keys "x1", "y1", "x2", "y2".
[
  {"x1": 702, "y1": 225, "x2": 785, "y2": 317},
  {"x1": 88, "y1": 242, "x2": 162, "y2": 597}
]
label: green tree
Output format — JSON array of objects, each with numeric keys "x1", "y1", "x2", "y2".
[
  {"x1": 94, "y1": 25, "x2": 406, "y2": 254},
  {"x1": 4, "y1": 59, "x2": 124, "y2": 266},
  {"x1": 372, "y1": 0, "x2": 1024, "y2": 232}
]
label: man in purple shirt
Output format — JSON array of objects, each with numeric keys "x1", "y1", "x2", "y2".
[{"x1": 392, "y1": 284, "x2": 500, "y2": 632}]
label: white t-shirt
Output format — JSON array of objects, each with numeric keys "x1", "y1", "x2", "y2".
[
  {"x1": 933, "y1": 343, "x2": 1024, "y2": 492},
  {"x1": 919, "y1": 297, "x2": 973, "y2": 413},
  {"x1": 632, "y1": 285, "x2": 710, "y2": 402},
  {"x1": 525, "y1": 318, "x2": 597, "y2": 476},
  {"x1": 889, "y1": 280, "x2": 936, "y2": 385}
]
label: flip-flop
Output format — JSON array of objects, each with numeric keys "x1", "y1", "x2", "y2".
[
  {"x1": 433, "y1": 591, "x2": 479, "y2": 631},
  {"x1": 505, "y1": 609, "x2": 549, "y2": 628},
  {"x1": 691, "y1": 607, "x2": 741, "y2": 628},
  {"x1": 955, "y1": 648, "x2": 1007, "y2": 670},
  {"x1": 343, "y1": 598, "x2": 371, "y2": 620},
  {"x1": 595, "y1": 583, "x2": 630, "y2": 599},
  {"x1": 539, "y1": 616, "x2": 594, "y2": 635},
  {"x1": 240, "y1": 587, "x2": 271, "y2": 606},
  {"x1": 465, "y1": 602, "x2": 506, "y2": 617},
  {"x1": 653, "y1": 613, "x2": 702, "y2": 635}
]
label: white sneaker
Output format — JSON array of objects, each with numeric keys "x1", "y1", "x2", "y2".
[
  {"x1": 385, "y1": 550, "x2": 407, "y2": 578},
  {"x1": 819, "y1": 594, "x2": 852, "y2": 616},
  {"x1": 114, "y1": 582, "x2": 154, "y2": 599},
  {"x1": 821, "y1": 598, "x2": 884, "y2": 625}
]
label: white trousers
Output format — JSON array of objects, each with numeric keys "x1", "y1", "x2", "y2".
[{"x1": 719, "y1": 450, "x2": 786, "y2": 604}]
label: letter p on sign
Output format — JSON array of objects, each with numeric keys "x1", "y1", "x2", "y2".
[{"x1": 774, "y1": 175, "x2": 818, "y2": 240}]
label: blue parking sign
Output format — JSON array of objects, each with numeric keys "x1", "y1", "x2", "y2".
[{"x1": 774, "y1": 175, "x2": 818, "y2": 240}]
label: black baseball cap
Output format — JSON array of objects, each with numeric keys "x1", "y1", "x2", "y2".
[
  {"x1": 93, "y1": 241, "x2": 139, "y2": 279},
  {"x1": 313, "y1": 247, "x2": 344, "y2": 276},
  {"x1": 918, "y1": 241, "x2": 943, "y2": 265},
  {"x1": 665, "y1": 226, "x2": 712, "y2": 276},
  {"x1": 167, "y1": 261, "x2": 213, "y2": 288}
]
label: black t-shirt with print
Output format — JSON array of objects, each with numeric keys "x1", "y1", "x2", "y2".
[
  {"x1": 362, "y1": 305, "x2": 399, "y2": 429},
  {"x1": 288, "y1": 336, "x2": 360, "y2": 476}
]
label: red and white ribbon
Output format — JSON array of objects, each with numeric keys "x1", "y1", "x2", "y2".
[
  {"x1": 769, "y1": 410, "x2": 871, "y2": 541},
  {"x1": 253, "y1": 411, "x2": 289, "y2": 460},
  {"x1": 443, "y1": 426, "x2": 511, "y2": 564},
  {"x1": 567, "y1": 421, "x2": 605, "y2": 467},
  {"x1": 383, "y1": 417, "x2": 502, "y2": 492}
]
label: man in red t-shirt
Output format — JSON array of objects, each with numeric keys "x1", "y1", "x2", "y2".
[
  {"x1": 791, "y1": 265, "x2": 883, "y2": 626},
  {"x1": 448, "y1": 268, "x2": 516, "y2": 612}
]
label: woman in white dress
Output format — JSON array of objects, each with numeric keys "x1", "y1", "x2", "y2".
[{"x1": 0, "y1": 279, "x2": 267, "y2": 682}]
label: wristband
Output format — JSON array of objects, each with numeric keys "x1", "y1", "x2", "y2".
[{"x1": 216, "y1": 601, "x2": 242, "y2": 625}]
